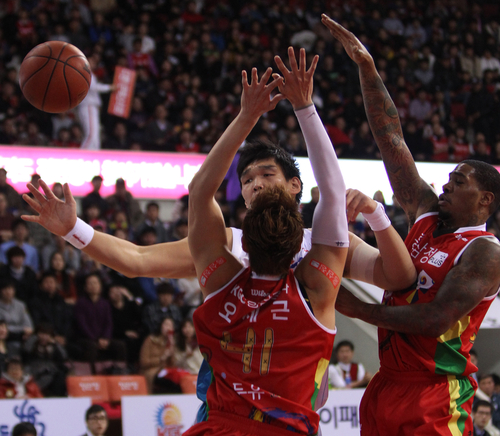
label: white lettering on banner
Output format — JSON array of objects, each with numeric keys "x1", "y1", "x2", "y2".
[
  {"x1": 118, "y1": 381, "x2": 138, "y2": 391},
  {"x1": 0, "y1": 156, "x2": 34, "y2": 183},
  {"x1": 219, "y1": 302, "x2": 237, "y2": 323},
  {"x1": 78, "y1": 382, "x2": 101, "y2": 392},
  {"x1": 271, "y1": 300, "x2": 289, "y2": 320},
  {"x1": 36, "y1": 158, "x2": 101, "y2": 186}
]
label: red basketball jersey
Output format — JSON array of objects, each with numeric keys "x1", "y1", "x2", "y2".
[
  {"x1": 379, "y1": 212, "x2": 499, "y2": 376},
  {"x1": 193, "y1": 267, "x2": 336, "y2": 435}
]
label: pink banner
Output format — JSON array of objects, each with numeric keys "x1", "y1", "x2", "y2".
[{"x1": 0, "y1": 145, "x2": 205, "y2": 199}]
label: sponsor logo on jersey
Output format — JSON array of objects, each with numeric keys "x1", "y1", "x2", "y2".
[{"x1": 428, "y1": 251, "x2": 448, "y2": 267}]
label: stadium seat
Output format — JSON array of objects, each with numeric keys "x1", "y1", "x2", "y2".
[
  {"x1": 106, "y1": 375, "x2": 148, "y2": 402},
  {"x1": 66, "y1": 375, "x2": 109, "y2": 403},
  {"x1": 179, "y1": 374, "x2": 198, "y2": 394}
]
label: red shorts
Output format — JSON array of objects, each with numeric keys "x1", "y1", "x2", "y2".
[
  {"x1": 360, "y1": 368, "x2": 476, "y2": 436},
  {"x1": 183, "y1": 410, "x2": 316, "y2": 436}
]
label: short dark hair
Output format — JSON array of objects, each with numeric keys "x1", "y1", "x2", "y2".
[
  {"x1": 85, "y1": 404, "x2": 107, "y2": 421},
  {"x1": 156, "y1": 281, "x2": 176, "y2": 295},
  {"x1": 0, "y1": 279, "x2": 16, "y2": 292},
  {"x1": 472, "y1": 400, "x2": 493, "y2": 414},
  {"x1": 335, "y1": 340, "x2": 355, "y2": 353},
  {"x1": 237, "y1": 139, "x2": 303, "y2": 204},
  {"x1": 12, "y1": 422, "x2": 37, "y2": 436},
  {"x1": 478, "y1": 373, "x2": 494, "y2": 383},
  {"x1": 11, "y1": 218, "x2": 28, "y2": 232},
  {"x1": 461, "y1": 159, "x2": 500, "y2": 214},
  {"x1": 146, "y1": 201, "x2": 159, "y2": 210},
  {"x1": 242, "y1": 185, "x2": 303, "y2": 276},
  {"x1": 39, "y1": 271, "x2": 57, "y2": 284},
  {"x1": 6, "y1": 245, "x2": 26, "y2": 263}
]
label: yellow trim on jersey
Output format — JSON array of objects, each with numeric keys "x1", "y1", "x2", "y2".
[
  {"x1": 447, "y1": 375, "x2": 463, "y2": 436},
  {"x1": 437, "y1": 316, "x2": 470, "y2": 343},
  {"x1": 314, "y1": 358, "x2": 330, "y2": 387},
  {"x1": 406, "y1": 290, "x2": 417, "y2": 304}
]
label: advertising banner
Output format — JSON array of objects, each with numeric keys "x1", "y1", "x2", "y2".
[
  {"x1": 122, "y1": 394, "x2": 198, "y2": 436},
  {"x1": 122, "y1": 390, "x2": 364, "y2": 436},
  {"x1": 108, "y1": 67, "x2": 136, "y2": 118},
  {"x1": 0, "y1": 145, "x2": 480, "y2": 201},
  {"x1": 0, "y1": 397, "x2": 91, "y2": 436}
]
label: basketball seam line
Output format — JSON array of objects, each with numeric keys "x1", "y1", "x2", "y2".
[
  {"x1": 24, "y1": 54, "x2": 91, "y2": 87},
  {"x1": 41, "y1": 42, "x2": 67, "y2": 111}
]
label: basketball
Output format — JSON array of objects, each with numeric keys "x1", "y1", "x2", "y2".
[{"x1": 19, "y1": 41, "x2": 91, "y2": 113}]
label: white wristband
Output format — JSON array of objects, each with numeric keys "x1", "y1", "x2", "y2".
[
  {"x1": 63, "y1": 218, "x2": 95, "y2": 249},
  {"x1": 362, "y1": 202, "x2": 391, "y2": 232}
]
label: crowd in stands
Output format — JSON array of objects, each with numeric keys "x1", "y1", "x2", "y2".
[{"x1": 0, "y1": 1, "x2": 499, "y2": 162}]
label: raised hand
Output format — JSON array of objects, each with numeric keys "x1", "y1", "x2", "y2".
[
  {"x1": 321, "y1": 14, "x2": 373, "y2": 65},
  {"x1": 274, "y1": 47, "x2": 318, "y2": 110},
  {"x1": 345, "y1": 188, "x2": 378, "y2": 223},
  {"x1": 240, "y1": 67, "x2": 284, "y2": 121},
  {"x1": 21, "y1": 180, "x2": 77, "y2": 236}
]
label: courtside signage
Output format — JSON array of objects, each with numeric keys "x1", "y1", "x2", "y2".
[{"x1": 0, "y1": 146, "x2": 488, "y2": 201}]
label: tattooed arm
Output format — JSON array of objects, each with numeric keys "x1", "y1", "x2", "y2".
[
  {"x1": 321, "y1": 14, "x2": 438, "y2": 225},
  {"x1": 336, "y1": 238, "x2": 500, "y2": 335}
]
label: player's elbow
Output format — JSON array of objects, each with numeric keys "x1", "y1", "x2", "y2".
[{"x1": 421, "y1": 316, "x2": 452, "y2": 337}]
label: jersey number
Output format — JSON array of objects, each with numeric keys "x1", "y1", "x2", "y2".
[{"x1": 220, "y1": 328, "x2": 274, "y2": 375}]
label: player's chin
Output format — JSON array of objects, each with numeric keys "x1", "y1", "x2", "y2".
[{"x1": 437, "y1": 207, "x2": 452, "y2": 222}]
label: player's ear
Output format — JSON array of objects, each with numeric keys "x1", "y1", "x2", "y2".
[
  {"x1": 289, "y1": 177, "x2": 301, "y2": 198},
  {"x1": 480, "y1": 191, "x2": 494, "y2": 209}
]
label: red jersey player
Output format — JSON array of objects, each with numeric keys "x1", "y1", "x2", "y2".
[
  {"x1": 323, "y1": 15, "x2": 500, "y2": 436},
  {"x1": 185, "y1": 48, "x2": 350, "y2": 436}
]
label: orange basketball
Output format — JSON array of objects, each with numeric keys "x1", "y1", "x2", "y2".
[{"x1": 19, "y1": 41, "x2": 91, "y2": 113}]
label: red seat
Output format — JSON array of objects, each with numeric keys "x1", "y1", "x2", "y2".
[
  {"x1": 106, "y1": 375, "x2": 148, "y2": 402},
  {"x1": 179, "y1": 374, "x2": 198, "y2": 394}
]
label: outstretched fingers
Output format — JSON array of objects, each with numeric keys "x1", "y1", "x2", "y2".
[
  {"x1": 26, "y1": 182, "x2": 47, "y2": 204},
  {"x1": 21, "y1": 193, "x2": 42, "y2": 215},
  {"x1": 62, "y1": 183, "x2": 76, "y2": 205},
  {"x1": 38, "y1": 179, "x2": 56, "y2": 200}
]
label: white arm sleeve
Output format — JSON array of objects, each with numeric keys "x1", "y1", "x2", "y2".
[{"x1": 295, "y1": 105, "x2": 349, "y2": 247}]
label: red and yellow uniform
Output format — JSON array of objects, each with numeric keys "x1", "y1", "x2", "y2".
[
  {"x1": 361, "y1": 212, "x2": 499, "y2": 436},
  {"x1": 187, "y1": 267, "x2": 336, "y2": 436}
]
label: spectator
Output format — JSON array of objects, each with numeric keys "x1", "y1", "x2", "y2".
[
  {"x1": 139, "y1": 316, "x2": 182, "y2": 393},
  {"x1": 40, "y1": 234, "x2": 80, "y2": 277},
  {"x1": 408, "y1": 89, "x2": 433, "y2": 126},
  {"x1": 0, "y1": 168, "x2": 22, "y2": 213},
  {"x1": 23, "y1": 323, "x2": 68, "y2": 397},
  {"x1": 144, "y1": 104, "x2": 173, "y2": 151},
  {"x1": 51, "y1": 127, "x2": 79, "y2": 148},
  {"x1": 328, "y1": 340, "x2": 372, "y2": 389},
  {"x1": 11, "y1": 422, "x2": 36, "y2": 436},
  {"x1": 28, "y1": 272, "x2": 72, "y2": 347},
  {"x1": 107, "y1": 283, "x2": 143, "y2": 366},
  {"x1": 127, "y1": 37, "x2": 158, "y2": 78},
  {"x1": 173, "y1": 318, "x2": 203, "y2": 375},
  {"x1": 76, "y1": 54, "x2": 116, "y2": 150},
  {"x1": 0, "y1": 193, "x2": 15, "y2": 243},
  {"x1": 0, "y1": 281, "x2": 33, "y2": 356},
  {"x1": 0, "y1": 317, "x2": 8, "y2": 373},
  {"x1": 301, "y1": 186, "x2": 319, "y2": 229},
  {"x1": 105, "y1": 178, "x2": 143, "y2": 229},
  {"x1": 46, "y1": 251, "x2": 78, "y2": 304},
  {"x1": 0, "y1": 357, "x2": 42, "y2": 399},
  {"x1": 81, "y1": 175, "x2": 108, "y2": 219},
  {"x1": 0, "y1": 219, "x2": 40, "y2": 273},
  {"x1": 0, "y1": 246, "x2": 39, "y2": 303},
  {"x1": 134, "y1": 201, "x2": 168, "y2": 243},
  {"x1": 73, "y1": 273, "x2": 127, "y2": 374},
  {"x1": 142, "y1": 282, "x2": 183, "y2": 334},
  {"x1": 102, "y1": 121, "x2": 133, "y2": 150},
  {"x1": 83, "y1": 405, "x2": 108, "y2": 436},
  {"x1": 175, "y1": 129, "x2": 200, "y2": 153},
  {"x1": 472, "y1": 400, "x2": 496, "y2": 436}
]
